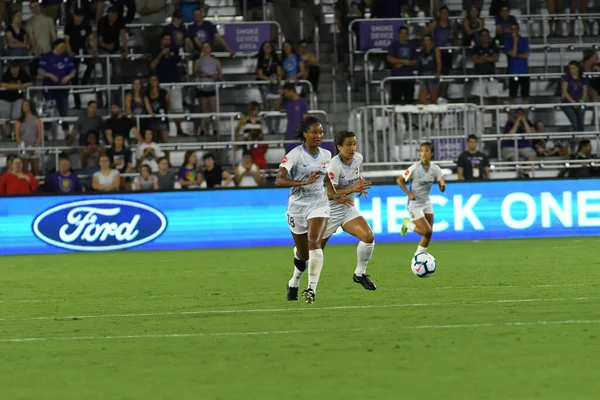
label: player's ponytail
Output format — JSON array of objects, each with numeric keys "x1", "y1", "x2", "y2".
[
  {"x1": 334, "y1": 130, "x2": 356, "y2": 154},
  {"x1": 295, "y1": 115, "x2": 321, "y2": 142}
]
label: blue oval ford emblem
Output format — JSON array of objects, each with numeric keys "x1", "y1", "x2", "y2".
[{"x1": 32, "y1": 199, "x2": 167, "y2": 252}]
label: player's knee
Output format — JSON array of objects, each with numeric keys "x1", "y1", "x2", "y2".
[
  {"x1": 423, "y1": 226, "x2": 433, "y2": 238},
  {"x1": 307, "y1": 235, "x2": 322, "y2": 250},
  {"x1": 362, "y1": 231, "x2": 375, "y2": 244}
]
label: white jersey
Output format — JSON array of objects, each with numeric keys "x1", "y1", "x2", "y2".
[
  {"x1": 280, "y1": 145, "x2": 332, "y2": 214},
  {"x1": 327, "y1": 152, "x2": 363, "y2": 214},
  {"x1": 403, "y1": 161, "x2": 443, "y2": 207}
]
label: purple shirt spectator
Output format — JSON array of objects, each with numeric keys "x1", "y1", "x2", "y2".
[
  {"x1": 178, "y1": 166, "x2": 200, "y2": 189},
  {"x1": 562, "y1": 74, "x2": 588, "y2": 103},
  {"x1": 387, "y1": 41, "x2": 415, "y2": 76},
  {"x1": 44, "y1": 170, "x2": 82, "y2": 193},
  {"x1": 495, "y1": 14, "x2": 517, "y2": 40},
  {"x1": 283, "y1": 96, "x2": 309, "y2": 152},
  {"x1": 189, "y1": 20, "x2": 217, "y2": 50},
  {"x1": 503, "y1": 119, "x2": 532, "y2": 148},
  {"x1": 38, "y1": 51, "x2": 75, "y2": 86},
  {"x1": 165, "y1": 22, "x2": 188, "y2": 54}
]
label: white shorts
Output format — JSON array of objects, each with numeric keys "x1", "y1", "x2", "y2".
[
  {"x1": 287, "y1": 205, "x2": 330, "y2": 235},
  {"x1": 471, "y1": 80, "x2": 500, "y2": 98},
  {"x1": 323, "y1": 206, "x2": 362, "y2": 239},
  {"x1": 408, "y1": 202, "x2": 433, "y2": 221}
]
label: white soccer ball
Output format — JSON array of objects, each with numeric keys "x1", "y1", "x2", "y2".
[{"x1": 411, "y1": 252, "x2": 437, "y2": 278}]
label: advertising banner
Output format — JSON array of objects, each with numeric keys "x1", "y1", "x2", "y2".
[
  {"x1": 222, "y1": 23, "x2": 271, "y2": 52},
  {"x1": 358, "y1": 20, "x2": 405, "y2": 50},
  {"x1": 1, "y1": 179, "x2": 599, "y2": 255}
]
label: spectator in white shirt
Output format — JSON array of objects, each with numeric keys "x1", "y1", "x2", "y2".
[
  {"x1": 132, "y1": 164, "x2": 159, "y2": 191},
  {"x1": 136, "y1": 128, "x2": 165, "y2": 172},
  {"x1": 234, "y1": 149, "x2": 262, "y2": 187}
]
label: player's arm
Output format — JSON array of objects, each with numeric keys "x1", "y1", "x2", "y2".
[
  {"x1": 324, "y1": 173, "x2": 353, "y2": 206},
  {"x1": 275, "y1": 167, "x2": 320, "y2": 187},
  {"x1": 436, "y1": 167, "x2": 446, "y2": 192},
  {"x1": 396, "y1": 175, "x2": 416, "y2": 200},
  {"x1": 332, "y1": 177, "x2": 372, "y2": 197}
]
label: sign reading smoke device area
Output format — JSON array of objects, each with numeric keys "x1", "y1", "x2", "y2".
[
  {"x1": 222, "y1": 23, "x2": 271, "y2": 52},
  {"x1": 358, "y1": 20, "x2": 405, "y2": 50}
]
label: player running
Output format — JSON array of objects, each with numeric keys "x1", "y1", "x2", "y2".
[
  {"x1": 276, "y1": 116, "x2": 352, "y2": 304},
  {"x1": 397, "y1": 142, "x2": 446, "y2": 255},
  {"x1": 321, "y1": 130, "x2": 376, "y2": 291}
]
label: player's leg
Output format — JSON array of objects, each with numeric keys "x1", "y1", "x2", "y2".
[
  {"x1": 302, "y1": 216, "x2": 328, "y2": 303},
  {"x1": 286, "y1": 211, "x2": 309, "y2": 301},
  {"x1": 342, "y1": 215, "x2": 376, "y2": 291},
  {"x1": 402, "y1": 207, "x2": 433, "y2": 254}
]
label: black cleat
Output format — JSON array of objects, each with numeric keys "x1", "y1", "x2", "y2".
[
  {"x1": 353, "y1": 274, "x2": 377, "y2": 291},
  {"x1": 302, "y1": 288, "x2": 315, "y2": 304},
  {"x1": 287, "y1": 285, "x2": 299, "y2": 301}
]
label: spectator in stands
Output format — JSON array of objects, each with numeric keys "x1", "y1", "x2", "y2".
[
  {"x1": 0, "y1": 155, "x2": 16, "y2": 177},
  {"x1": 26, "y1": 1, "x2": 57, "y2": 80},
  {"x1": 457, "y1": 135, "x2": 490, "y2": 181},
  {"x1": 136, "y1": 128, "x2": 165, "y2": 173},
  {"x1": 502, "y1": 108, "x2": 537, "y2": 174},
  {"x1": 0, "y1": 62, "x2": 32, "y2": 140},
  {"x1": 166, "y1": 10, "x2": 192, "y2": 55},
  {"x1": 570, "y1": 0, "x2": 589, "y2": 36},
  {"x1": 505, "y1": 23, "x2": 530, "y2": 109},
  {"x1": 495, "y1": 5, "x2": 517, "y2": 43},
  {"x1": 178, "y1": 150, "x2": 203, "y2": 189},
  {"x1": 125, "y1": 79, "x2": 146, "y2": 123},
  {"x1": 194, "y1": 42, "x2": 222, "y2": 136},
  {"x1": 583, "y1": 50, "x2": 600, "y2": 122},
  {"x1": 425, "y1": 6, "x2": 456, "y2": 100},
  {"x1": 145, "y1": 75, "x2": 171, "y2": 143},
  {"x1": 40, "y1": 0, "x2": 61, "y2": 23},
  {"x1": 107, "y1": 135, "x2": 133, "y2": 188},
  {"x1": 471, "y1": 29, "x2": 499, "y2": 103},
  {"x1": 104, "y1": 103, "x2": 140, "y2": 144},
  {"x1": 136, "y1": 0, "x2": 168, "y2": 54},
  {"x1": 132, "y1": 164, "x2": 159, "y2": 191},
  {"x1": 15, "y1": 99, "x2": 42, "y2": 176},
  {"x1": 0, "y1": 156, "x2": 39, "y2": 195},
  {"x1": 241, "y1": 0, "x2": 265, "y2": 21},
  {"x1": 559, "y1": 139, "x2": 595, "y2": 178},
  {"x1": 188, "y1": 7, "x2": 235, "y2": 55},
  {"x1": 256, "y1": 41, "x2": 282, "y2": 136},
  {"x1": 298, "y1": 40, "x2": 320, "y2": 93},
  {"x1": 38, "y1": 39, "x2": 76, "y2": 134},
  {"x1": 417, "y1": 34, "x2": 442, "y2": 105},
  {"x1": 6, "y1": 10, "x2": 29, "y2": 59},
  {"x1": 44, "y1": 155, "x2": 83, "y2": 194},
  {"x1": 81, "y1": 131, "x2": 101, "y2": 175},
  {"x1": 97, "y1": 0, "x2": 136, "y2": 24},
  {"x1": 92, "y1": 154, "x2": 121, "y2": 192},
  {"x1": 463, "y1": 6, "x2": 484, "y2": 47},
  {"x1": 282, "y1": 82, "x2": 309, "y2": 152},
  {"x1": 548, "y1": 0, "x2": 563, "y2": 37},
  {"x1": 179, "y1": 0, "x2": 209, "y2": 23},
  {"x1": 151, "y1": 33, "x2": 181, "y2": 84},
  {"x1": 533, "y1": 121, "x2": 564, "y2": 157},
  {"x1": 69, "y1": 101, "x2": 104, "y2": 163},
  {"x1": 490, "y1": 0, "x2": 510, "y2": 18},
  {"x1": 156, "y1": 157, "x2": 175, "y2": 190},
  {"x1": 281, "y1": 41, "x2": 304, "y2": 84},
  {"x1": 97, "y1": 6, "x2": 128, "y2": 85},
  {"x1": 561, "y1": 61, "x2": 588, "y2": 133},
  {"x1": 235, "y1": 101, "x2": 263, "y2": 143},
  {"x1": 234, "y1": 150, "x2": 262, "y2": 187},
  {"x1": 371, "y1": 0, "x2": 402, "y2": 19},
  {"x1": 387, "y1": 26, "x2": 416, "y2": 106},
  {"x1": 246, "y1": 129, "x2": 268, "y2": 170},
  {"x1": 334, "y1": 0, "x2": 364, "y2": 66},
  {"x1": 64, "y1": 8, "x2": 97, "y2": 109},
  {"x1": 202, "y1": 153, "x2": 232, "y2": 188}
]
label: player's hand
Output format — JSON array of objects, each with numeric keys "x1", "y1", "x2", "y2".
[
  {"x1": 352, "y1": 176, "x2": 372, "y2": 194},
  {"x1": 334, "y1": 194, "x2": 354, "y2": 206},
  {"x1": 408, "y1": 192, "x2": 417, "y2": 201},
  {"x1": 304, "y1": 170, "x2": 321, "y2": 185},
  {"x1": 439, "y1": 178, "x2": 446, "y2": 192}
]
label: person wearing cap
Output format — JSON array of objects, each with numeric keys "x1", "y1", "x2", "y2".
[
  {"x1": 26, "y1": 0, "x2": 57, "y2": 80},
  {"x1": 97, "y1": 0, "x2": 136, "y2": 24},
  {"x1": 38, "y1": 39, "x2": 76, "y2": 133},
  {"x1": 64, "y1": 8, "x2": 97, "y2": 109},
  {"x1": 0, "y1": 62, "x2": 32, "y2": 140},
  {"x1": 165, "y1": 10, "x2": 193, "y2": 55},
  {"x1": 188, "y1": 7, "x2": 235, "y2": 56}
]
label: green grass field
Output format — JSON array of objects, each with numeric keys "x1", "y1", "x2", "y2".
[{"x1": 1, "y1": 237, "x2": 599, "y2": 400}]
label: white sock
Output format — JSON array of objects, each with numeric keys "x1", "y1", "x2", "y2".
[
  {"x1": 288, "y1": 247, "x2": 306, "y2": 288},
  {"x1": 415, "y1": 245, "x2": 428, "y2": 255},
  {"x1": 307, "y1": 249, "x2": 324, "y2": 293},
  {"x1": 355, "y1": 241, "x2": 374, "y2": 276},
  {"x1": 407, "y1": 222, "x2": 416, "y2": 231}
]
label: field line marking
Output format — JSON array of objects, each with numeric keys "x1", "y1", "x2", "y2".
[
  {"x1": 1, "y1": 320, "x2": 599, "y2": 343},
  {"x1": 0, "y1": 284, "x2": 588, "y2": 304},
  {"x1": 1, "y1": 296, "x2": 599, "y2": 322}
]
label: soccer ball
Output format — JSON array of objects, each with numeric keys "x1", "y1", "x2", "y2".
[{"x1": 411, "y1": 252, "x2": 437, "y2": 278}]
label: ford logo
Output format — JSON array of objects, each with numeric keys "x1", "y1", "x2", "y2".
[{"x1": 32, "y1": 199, "x2": 168, "y2": 252}]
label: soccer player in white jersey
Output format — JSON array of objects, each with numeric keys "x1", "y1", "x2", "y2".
[
  {"x1": 397, "y1": 142, "x2": 446, "y2": 255},
  {"x1": 321, "y1": 130, "x2": 376, "y2": 290},
  {"x1": 276, "y1": 116, "x2": 352, "y2": 303}
]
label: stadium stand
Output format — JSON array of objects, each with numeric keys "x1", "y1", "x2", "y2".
[{"x1": 0, "y1": 0, "x2": 598, "y2": 194}]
